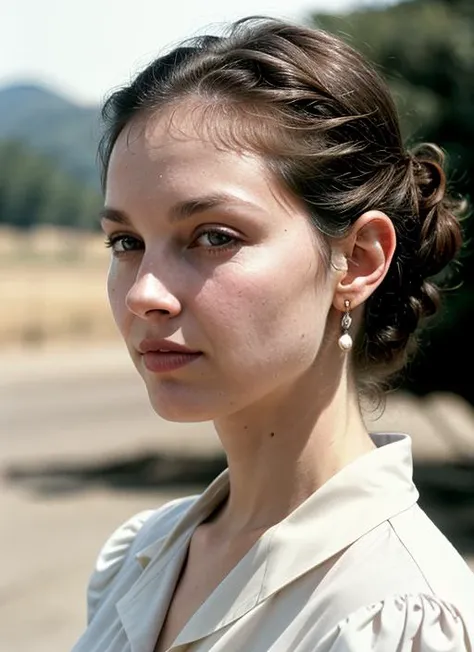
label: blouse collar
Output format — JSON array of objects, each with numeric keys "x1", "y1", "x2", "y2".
[{"x1": 118, "y1": 433, "x2": 419, "y2": 651}]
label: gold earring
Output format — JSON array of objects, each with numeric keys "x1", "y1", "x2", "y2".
[{"x1": 338, "y1": 300, "x2": 353, "y2": 352}]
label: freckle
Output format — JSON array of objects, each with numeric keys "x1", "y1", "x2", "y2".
[{"x1": 244, "y1": 425, "x2": 248, "y2": 430}]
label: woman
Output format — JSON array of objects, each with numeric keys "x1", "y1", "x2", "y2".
[{"x1": 73, "y1": 17, "x2": 473, "y2": 651}]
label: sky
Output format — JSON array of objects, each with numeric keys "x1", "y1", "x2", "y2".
[{"x1": 3, "y1": 0, "x2": 389, "y2": 106}]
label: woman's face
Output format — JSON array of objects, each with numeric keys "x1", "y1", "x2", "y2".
[{"x1": 102, "y1": 108, "x2": 338, "y2": 422}]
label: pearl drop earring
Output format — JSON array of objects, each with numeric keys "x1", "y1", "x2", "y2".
[{"x1": 338, "y1": 299, "x2": 353, "y2": 352}]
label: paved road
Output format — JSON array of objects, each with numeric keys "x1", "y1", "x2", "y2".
[{"x1": 1, "y1": 345, "x2": 473, "y2": 651}]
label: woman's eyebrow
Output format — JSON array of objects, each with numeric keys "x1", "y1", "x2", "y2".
[
  {"x1": 99, "y1": 208, "x2": 131, "y2": 225},
  {"x1": 168, "y1": 193, "x2": 258, "y2": 223},
  {"x1": 100, "y1": 194, "x2": 260, "y2": 226}
]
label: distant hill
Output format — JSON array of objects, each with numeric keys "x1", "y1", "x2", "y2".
[{"x1": 0, "y1": 84, "x2": 101, "y2": 188}]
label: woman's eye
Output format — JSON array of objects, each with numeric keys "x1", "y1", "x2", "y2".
[
  {"x1": 104, "y1": 235, "x2": 143, "y2": 254},
  {"x1": 193, "y1": 229, "x2": 239, "y2": 250}
]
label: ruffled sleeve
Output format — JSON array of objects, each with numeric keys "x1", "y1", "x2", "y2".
[
  {"x1": 86, "y1": 510, "x2": 154, "y2": 624},
  {"x1": 322, "y1": 594, "x2": 473, "y2": 651}
]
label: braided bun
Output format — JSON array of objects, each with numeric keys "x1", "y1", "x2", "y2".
[
  {"x1": 412, "y1": 144, "x2": 463, "y2": 278},
  {"x1": 359, "y1": 143, "x2": 464, "y2": 384}
]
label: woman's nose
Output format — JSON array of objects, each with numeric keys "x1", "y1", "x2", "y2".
[{"x1": 125, "y1": 272, "x2": 182, "y2": 319}]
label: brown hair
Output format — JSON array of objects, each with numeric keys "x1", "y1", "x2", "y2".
[{"x1": 99, "y1": 17, "x2": 464, "y2": 388}]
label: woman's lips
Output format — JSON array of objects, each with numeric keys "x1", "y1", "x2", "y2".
[{"x1": 142, "y1": 350, "x2": 203, "y2": 373}]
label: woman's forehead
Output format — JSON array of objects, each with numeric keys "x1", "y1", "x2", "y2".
[{"x1": 107, "y1": 110, "x2": 306, "y2": 220}]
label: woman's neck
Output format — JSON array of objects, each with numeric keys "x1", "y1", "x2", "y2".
[{"x1": 212, "y1": 369, "x2": 375, "y2": 537}]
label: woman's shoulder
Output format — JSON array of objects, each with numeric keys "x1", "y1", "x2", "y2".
[
  {"x1": 316, "y1": 502, "x2": 474, "y2": 634},
  {"x1": 338, "y1": 501, "x2": 474, "y2": 603},
  {"x1": 86, "y1": 494, "x2": 198, "y2": 623},
  {"x1": 318, "y1": 593, "x2": 473, "y2": 651},
  {"x1": 388, "y1": 503, "x2": 474, "y2": 605}
]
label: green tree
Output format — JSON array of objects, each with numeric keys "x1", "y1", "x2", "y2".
[
  {"x1": 312, "y1": 0, "x2": 474, "y2": 401},
  {"x1": 0, "y1": 141, "x2": 102, "y2": 230}
]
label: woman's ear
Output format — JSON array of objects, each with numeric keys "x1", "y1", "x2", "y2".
[{"x1": 332, "y1": 211, "x2": 396, "y2": 312}]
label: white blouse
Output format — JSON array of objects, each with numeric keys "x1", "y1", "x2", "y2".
[{"x1": 72, "y1": 433, "x2": 474, "y2": 651}]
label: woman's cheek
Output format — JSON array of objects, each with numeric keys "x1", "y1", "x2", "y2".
[
  {"x1": 106, "y1": 262, "x2": 129, "y2": 332},
  {"x1": 196, "y1": 267, "x2": 278, "y2": 343}
]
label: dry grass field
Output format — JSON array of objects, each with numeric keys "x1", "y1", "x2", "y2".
[{"x1": 0, "y1": 226, "x2": 120, "y2": 348}]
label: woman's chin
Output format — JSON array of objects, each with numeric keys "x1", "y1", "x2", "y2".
[
  {"x1": 147, "y1": 393, "x2": 215, "y2": 423},
  {"x1": 154, "y1": 408, "x2": 211, "y2": 423}
]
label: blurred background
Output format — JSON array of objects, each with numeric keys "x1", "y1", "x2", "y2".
[{"x1": 1, "y1": 0, "x2": 474, "y2": 649}]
